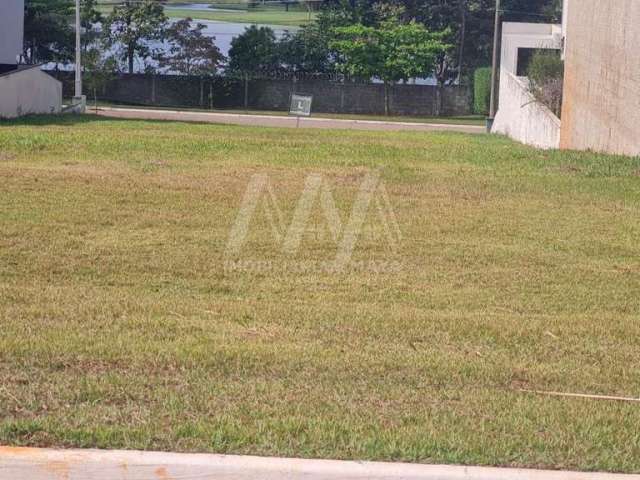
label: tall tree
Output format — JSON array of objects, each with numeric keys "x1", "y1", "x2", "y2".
[
  {"x1": 83, "y1": 49, "x2": 118, "y2": 110},
  {"x1": 23, "y1": 0, "x2": 74, "y2": 65},
  {"x1": 321, "y1": 0, "x2": 561, "y2": 80},
  {"x1": 228, "y1": 25, "x2": 280, "y2": 75},
  {"x1": 278, "y1": 22, "x2": 336, "y2": 74},
  {"x1": 80, "y1": 0, "x2": 103, "y2": 52},
  {"x1": 332, "y1": 20, "x2": 449, "y2": 115},
  {"x1": 228, "y1": 25, "x2": 280, "y2": 108},
  {"x1": 103, "y1": 0, "x2": 167, "y2": 74},
  {"x1": 158, "y1": 18, "x2": 224, "y2": 75}
]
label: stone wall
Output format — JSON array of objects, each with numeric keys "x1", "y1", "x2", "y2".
[
  {"x1": 560, "y1": 0, "x2": 640, "y2": 156},
  {"x1": 52, "y1": 72, "x2": 472, "y2": 117}
]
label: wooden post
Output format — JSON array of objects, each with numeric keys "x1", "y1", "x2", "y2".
[
  {"x1": 199, "y1": 77, "x2": 204, "y2": 108},
  {"x1": 244, "y1": 73, "x2": 249, "y2": 111},
  {"x1": 151, "y1": 75, "x2": 156, "y2": 105}
]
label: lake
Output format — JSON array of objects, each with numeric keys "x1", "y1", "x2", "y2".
[{"x1": 45, "y1": 18, "x2": 297, "y2": 74}]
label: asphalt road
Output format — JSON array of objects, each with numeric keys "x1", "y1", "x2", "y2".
[{"x1": 94, "y1": 107, "x2": 486, "y2": 134}]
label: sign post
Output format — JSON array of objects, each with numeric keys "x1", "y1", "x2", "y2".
[{"x1": 289, "y1": 93, "x2": 313, "y2": 128}]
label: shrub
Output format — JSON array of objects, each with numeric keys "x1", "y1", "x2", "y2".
[
  {"x1": 527, "y1": 50, "x2": 564, "y2": 118},
  {"x1": 473, "y1": 67, "x2": 492, "y2": 115}
]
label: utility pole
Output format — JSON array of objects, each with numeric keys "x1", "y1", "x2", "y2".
[
  {"x1": 487, "y1": 0, "x2": 501, "y2": 130},
  {"x1": 74, "y1": 0, "x2": 86, "y2": 112}
]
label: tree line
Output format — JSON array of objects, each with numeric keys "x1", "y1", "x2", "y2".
[{"x1": 23, "y1": 0, "x2": 561, "y2": 100}]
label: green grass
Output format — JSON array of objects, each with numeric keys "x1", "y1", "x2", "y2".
[
  {"x1": 164, "y1": 8, "x2": 314, "y2": 27},
  {"x1": 98, "y1": 2, "x2": 315, "y2": 27},
  {"x1": 1, "y1": 115, "x2": 640, "y2": 472}
]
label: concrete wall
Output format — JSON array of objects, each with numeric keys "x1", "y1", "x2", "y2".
[
  {"x1": 0, "y1": 0, "x2": 24, "y2": 65},
  {"x1": 0, "y1": 68, "x2": 62, "y2": 118},
  {"x1": 560, "y1": 0, "x2": 640, "y2": 156},
  {"x1": 51, "y1": 72, "x2": 474, "y2": 117},
  {"x1": 249, "y1": 80, "x2": 471, "y2": 116},
  {"x1": 492, "y1": 71, "x2": 560, "y2": 149},
  {"x1": 498, "y1": 23, "x2": 562, "y2": 76},
  {"x1": 491, "y1": 22, "x2": 562, "y2": 149}
]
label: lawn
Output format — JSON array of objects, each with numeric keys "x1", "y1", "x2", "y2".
[
  {"x1": 164, "y1": 8, "x2": 315, "y2": 27},
  {"x1": 0, "y1": 115, "x2": 639, "y2": 472},
  {"x1": 98, "y1": 2, "x2": 315, "y2": 27}
]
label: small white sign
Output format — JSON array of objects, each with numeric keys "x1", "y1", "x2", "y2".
[{"x1": 289, "y1": 94, "x2": 313, "y2": 117}]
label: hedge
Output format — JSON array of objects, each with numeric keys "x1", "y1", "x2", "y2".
[{"x1": 473, "y1": 67, "x2": 492, "y2": 115}]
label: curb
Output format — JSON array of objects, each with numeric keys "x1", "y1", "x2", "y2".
[
  {"x1": 1, "y1": 447, "x2": 639, "y2": 480},
  {"x1": 93, "y1": 107, "x2": 486, "y2": 134}
]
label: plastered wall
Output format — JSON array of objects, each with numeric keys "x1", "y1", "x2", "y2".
[{"x1": 560, "y1": 0, "x2": 640, "y2": 156}]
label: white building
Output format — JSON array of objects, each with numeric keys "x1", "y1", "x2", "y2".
[
  {"x1": 0, "y1": 0, "x2": 62, "y2": 118},
  {"x1": 491, "y1": 0, "x2": 639, "y2": 157}
]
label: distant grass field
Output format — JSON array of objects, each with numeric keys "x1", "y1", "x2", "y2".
[
  {"x1": 1, "y1": 115, "x2": 640, "y2": 472},
  {"x1": 164, "y1": 8, "x2": 314, "y2": 26},
  {"x1": 98, "y1": 1, "x2": 315, "y2": 27}
]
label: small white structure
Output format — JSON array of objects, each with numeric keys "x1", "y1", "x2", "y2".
[
  {"x1": 0, "y1": 66, "x2": 63, "y2": 118},
  {"x1": 0, "y1": 0, "x2": 62, "y2": 119},
  {"x1": 491, "y1": 22, "x2": 562, "y2": 149}
]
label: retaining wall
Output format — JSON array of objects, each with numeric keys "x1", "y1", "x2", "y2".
[{"x1": 492, "y1": 71, "x2": 561, "y2": 149}]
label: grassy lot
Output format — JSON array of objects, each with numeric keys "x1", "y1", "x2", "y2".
[{"x1": 1, "y1": 115, "x2": 640, "y2": 472}]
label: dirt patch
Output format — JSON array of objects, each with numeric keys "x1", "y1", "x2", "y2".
[
  {"x1": 0, "y1": 152, "x2": 17, "y2": 162},
  {"x1": 554, "y1": 164, "x2": 582, "y2": 175}
]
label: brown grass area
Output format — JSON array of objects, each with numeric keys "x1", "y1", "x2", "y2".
[{"x1": 0, "y1": 115, "x2": 639, "y2": 471}]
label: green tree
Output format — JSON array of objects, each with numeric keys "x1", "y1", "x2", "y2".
[
  {"x1": 278, "y1": 23, "x2": 335, "y2": 74},
  {"x1": 83, "y1": 49, "x2": 118, "y2": 111},
  {"x1": 321, "y1": 0, "x2": 561, "y2": 82},
  {"x1": 332, "y1": 20, "x2": 448, "y2": 115},
  {"x1": 23, "y1": 0, "x2": 74, "y2": 65},
  {"x1": 158, "y1": 18, "x2": 224, "y2": 76},
  {"x1": 228, "y1": 26, "x2": 280, "y2": 108},
  {"x1": 228, "y1": 25, "x2": 279, "y2": 75},
  {"x1": 103, "y1": 0, "x2": 167, "y2": 74},
  {"x1": 80, "y1": 0, "x2": 103, "y2": 52}
]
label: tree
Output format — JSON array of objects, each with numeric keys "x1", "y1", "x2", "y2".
[
  {"x1": 157, "y1": 18, "x2": 224, "y2": 76},
  {"x1": 332, "y1": 20, "x2": 449, "y2": 115},
  {"x1": 278, "y1": 23, "x2": 336, "y2": 74},
  {"x1": 83, "y1": 48, "x2": 118, "y2": 111},
  {"x1": 330, "y1": 24, "x2": 379, "y2": 80},
  {"x1": 228, "y1": 25, "x2": 280, "y2": 75},
  {"x1": 321, "y1": 0, "x2": 562, "y2": 82},
  {"x1": 81, "y1": 0, "x2": 103, "y2": 52},
  {"x1": 23, "y1": 0, "x2": 74, "y2": 65},
  {"x1": 228, "y1": 26, "x2": 280, "y2": 108},
  {"x1": 103, "y1": 0, "x2": 167, "y2": 74}
]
